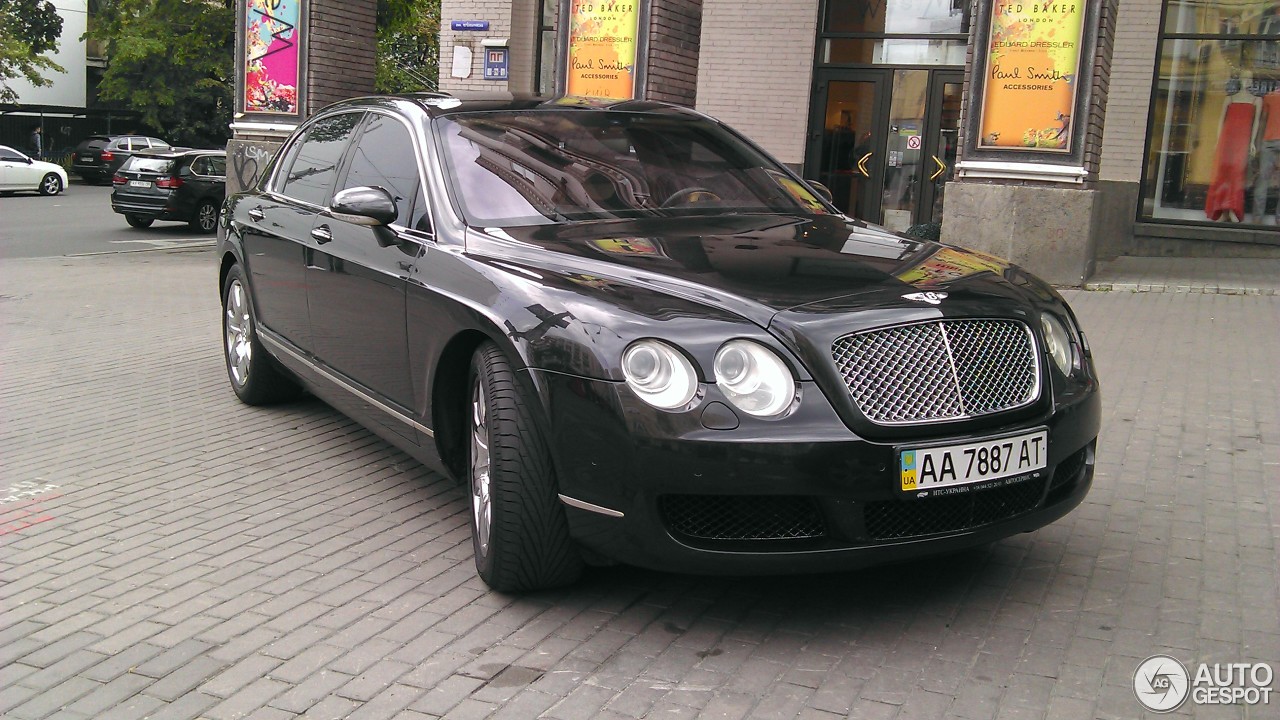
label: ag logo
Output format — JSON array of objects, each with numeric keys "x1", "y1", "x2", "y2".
[
  {"x1": 1134, "y1": 654, "x2": 1190, "y2": 713},
  {"x1": 903, "y1": 291, "x2": 948, "y2": 305}
]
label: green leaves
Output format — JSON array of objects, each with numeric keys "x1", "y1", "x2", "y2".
[
  {"x1": 85, "y1": 0, "x2": 234, "y2": 147},
  {"x1": 0, "y1": 0, "x2": 65, "y2": 102}
]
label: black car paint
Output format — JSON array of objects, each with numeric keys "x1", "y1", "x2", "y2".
[
  {"x1": 218, "y1": 94, "x2": 1101, "y2": 575},
  {"x1": 111, "y1": 150, "x2": 226, "y2": 228},
  {"x1": 73, "y1": 134, "x2": 170, "y2": 183}
]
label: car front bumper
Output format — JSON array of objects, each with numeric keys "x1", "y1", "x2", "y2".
[{"x1": 532, "y1": 370, "x2": 1101, "y2": 575}]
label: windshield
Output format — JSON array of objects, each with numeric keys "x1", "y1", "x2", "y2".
[{"x1": 436, "y1": 110, "x2": 828, "y2": 227}]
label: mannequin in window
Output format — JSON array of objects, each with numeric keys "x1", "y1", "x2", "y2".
[
  {"x1": 1205, "y1": 73, "x2": 1262, "y2": 223},
  {"x1": 1253, "y1": 82, "x2": 1280, "y2": 224}
]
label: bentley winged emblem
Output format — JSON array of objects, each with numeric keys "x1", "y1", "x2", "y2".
[{"x1": 902, "y1": 291, "x2": 948, "y2": 305}]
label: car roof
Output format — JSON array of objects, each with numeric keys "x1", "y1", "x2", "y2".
[{"x1": 318, "y1": 92, "x2": 706, "y2": 122}]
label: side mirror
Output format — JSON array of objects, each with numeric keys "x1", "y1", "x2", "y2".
[
  {"x1": 330, "y1": 186, "x2": 398, "y2": 227},
  {"x1": 805, "y1": 180, "x2": 834, "y2": 204}
]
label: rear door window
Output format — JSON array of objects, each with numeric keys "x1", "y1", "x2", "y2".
[{"x1": 278, "y1": 112, "x2": 362, "y2": 206}]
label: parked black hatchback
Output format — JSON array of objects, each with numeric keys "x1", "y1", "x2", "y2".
[
  {"x1": 218, "y1": 94, "x2": 1101, "y2": 592},
  {"x1": 112, "y1": 149, "x2": 226, "y2": 232},
  {"x1": 73, "y1": 134, "x2": 171, "y2": 183}
]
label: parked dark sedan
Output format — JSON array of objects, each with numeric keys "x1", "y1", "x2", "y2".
[
  {"x1": 111, "y1": 149, "x2": 226, "y2": 232},
  {"x1": 218, "y1": 93, "x2": 1101, "y2": 591},
  {"x1": 73, "y1": 134, "x2": 170, "y2": 183}
]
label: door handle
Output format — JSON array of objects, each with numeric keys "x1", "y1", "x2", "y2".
[
  {"x1": 311, "y1": 225, "x2": 333, "y2": 244},
  {"x1": 857, "y1": 152, "x2": 873, "y2": 178},
  {"x1": 930, "y1": 156, "x2": 948, "y2": 182},
  {"x1": 247, "y1": 207, "x2": 264, "y2": 222}
]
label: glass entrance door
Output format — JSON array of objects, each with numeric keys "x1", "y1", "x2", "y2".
[
  {"x1": 806, "y1": 70, "x2": 889, "y2": 224},
  {"x1": 807, "y1": 69, "x2": 964, "y2": 232}
]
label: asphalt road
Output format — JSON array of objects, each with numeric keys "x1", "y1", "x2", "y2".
[{"x1": 0, "y1": 180, "x2": 217, "y2": 259}]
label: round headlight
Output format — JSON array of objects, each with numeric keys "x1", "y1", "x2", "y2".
[
  {"x1": 714, "y1": 340, "x2": 796, "y2": 417},
  {"x1": 622, "y1": 340, "x2": 698, "y2": 410},
  {"x1": 1040, "y1": 312, "x2": 1074, "y2": 374}
]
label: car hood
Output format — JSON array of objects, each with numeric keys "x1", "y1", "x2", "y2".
[
  {"x1": 30, "y1": 159, "x2": 67, "y2": 176},
  {"x1": 470, "y1": 213, "x2": 1043, "y2": 328}
]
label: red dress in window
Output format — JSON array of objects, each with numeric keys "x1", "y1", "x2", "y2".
[{"x1": 1205, "y1": 101, "x2": 1257, "y2": 221}]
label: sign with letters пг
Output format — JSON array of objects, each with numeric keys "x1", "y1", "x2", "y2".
[
  {"x1": 565, "y1": 1, "x2": 643, "y2": 100},
  {"x1": 977, "y1": 2, "x2": 1086, "y2": 152}
]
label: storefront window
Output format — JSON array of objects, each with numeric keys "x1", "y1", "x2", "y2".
[
  {"x1": 823, "y1": 38, "x2": 967, "y2": 66},
  {"x1": 1143, "y1": 1, "x2": 1280, "y2": 225},
  {"x1": 824, "y1": 0, "x2": 969, "y2": 35}
]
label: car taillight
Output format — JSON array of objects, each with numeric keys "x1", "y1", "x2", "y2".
[
  {"x1": 155, "y1": 176, "x2": 183, "y2": 189},
  {"x1": 100, "y1": 150, "x2": 115, "y2": 161},
  {"x1": 112, "y1": 174, "x2": 126, "y2": 185}
]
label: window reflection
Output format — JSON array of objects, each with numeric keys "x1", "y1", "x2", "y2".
[{"x1": 1142, "y1": 26, "x2": 1280, "y2": 225}]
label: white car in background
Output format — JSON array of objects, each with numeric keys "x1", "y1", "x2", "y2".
[{"x1": 0, "y1": 145, "x2": 69, "y2": 196}]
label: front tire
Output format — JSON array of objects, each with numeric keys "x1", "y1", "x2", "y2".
[
  {"x1": 125, "y1": 214, "x2": 153, "y2": 229},
  {"x1": 39, "y1": 173, "x2": 63, "y2": 196},
  {"x1": 468, "y1": 342, "x2": 583, "y2": 592},
  {"x1": 222, "y1": 264, "x2": 300, "y2": 405},
  {"x1": 191, "y1": 200, "x2": 219, "y2": 233}
]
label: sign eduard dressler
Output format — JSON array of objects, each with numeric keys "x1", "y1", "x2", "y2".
[
  {"x1": 565, "y1": 1, "x2": 640, "y2": 100},
  {"x1": 979, "y1": 2, "x2": 1086, "y2": 152}
]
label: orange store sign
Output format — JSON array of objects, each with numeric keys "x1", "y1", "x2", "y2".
[
  {"x1": 565, "y1": 2, "x2": 641, "y2": 100},
  {"x1": 978, "y1": 2, "x2": 1086, "y2": 152}
]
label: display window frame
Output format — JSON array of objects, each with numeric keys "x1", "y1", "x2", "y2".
[{"x1": 1138, "y1": 0, "x2": 1280, "y2": 240}]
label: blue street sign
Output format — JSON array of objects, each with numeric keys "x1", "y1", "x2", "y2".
[{"x1": 451, "y1": 20, "x2": 490, "y2": 31}]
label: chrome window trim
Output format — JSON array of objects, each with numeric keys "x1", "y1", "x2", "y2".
[{"x1": 258, "y1": 329, "x2": 435, "y2": 438}]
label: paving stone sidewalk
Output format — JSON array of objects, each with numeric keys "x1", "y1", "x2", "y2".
[{"x1": 1, "y1": 250, "x2": 1277, "y2": 720}]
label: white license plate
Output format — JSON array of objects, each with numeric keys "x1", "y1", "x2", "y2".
[
  {"x1": 80, "y1": 155, "x2": 94, "y2": 161},
  {"x1": 900, "y1": 429, "x2": 1048, "y2": 495},
  {"x1": 128, "y1": 180, "x2": 151, "y2": 188}
]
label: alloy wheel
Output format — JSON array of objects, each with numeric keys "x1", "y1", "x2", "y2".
[
  {"x1": 198, "y1": 203, "x2": 218, "y2": 232},
  {"x1": 41, "y1": 175, "x2": 60, "y2": 195},
  {"x1": 224, "y1": 279, "x2": 253, "y2": 387},
  {"x1": 470, "y1": 376, "x2": 492, "y2": 558}
]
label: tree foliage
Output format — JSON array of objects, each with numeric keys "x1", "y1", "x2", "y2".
[
  {"x1": 0, "y1": 0, "x2": 65, "y2": 103},
  {"x1": 85, "y1": 0, "x2": 234, "y2": 147},
  {"x1": 376, "y1": 0, "x2": 440, "y2": 94}
]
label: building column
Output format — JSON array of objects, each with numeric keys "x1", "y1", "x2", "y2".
[
  {"x1": 227, "y1": 0, "x2": 378, "y2": 196},
  {"x1": 942, "y1": 0, "x2": 1118, "y2": 286}
]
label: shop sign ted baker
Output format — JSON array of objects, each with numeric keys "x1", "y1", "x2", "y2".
[
  {"x1": 978, "y1": 2, "x2": 1086, "y2": 152},
  {"x1": 1134, "y1": 655, "x2": 1274, "y2": 713}
]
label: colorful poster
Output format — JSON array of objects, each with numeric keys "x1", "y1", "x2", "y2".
[
  {"x1": 978, "y1": 2, "x2": 1086, "y2": 152},
  {"x1": 565, "y1": 1, "x2": 641, "y2": 100},
  {"x1": 244, "y1": 0, "x2": 302, "y2": 115}
]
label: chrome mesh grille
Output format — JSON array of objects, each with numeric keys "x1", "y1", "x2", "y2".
[{"x1": 831, "y1": 319, "x2": 1038, "y2": 425}]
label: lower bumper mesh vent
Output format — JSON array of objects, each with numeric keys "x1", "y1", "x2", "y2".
[{"x1": 661, "y1": 495, "x2": 826, "y2": 541}]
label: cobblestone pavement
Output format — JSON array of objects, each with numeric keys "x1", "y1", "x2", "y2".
[{"x1": 1, "y1": 250, "x2": 1277, "y2": 720}]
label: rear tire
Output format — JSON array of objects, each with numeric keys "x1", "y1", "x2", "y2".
[
  {"x1": 38, "y1": 173, "x2": 62, "y2": 196},
  {"x1": 125, "y1": 214, "x2": 153, "y2": 229},
  {"x1": 468, "y1": 342, "x2": 583, "y2": 592},
  {"x1": 222, "y1": 264, "x2": 301, "y2": 405},
  {"x1": 191, "y1": 200, "x2": 219, "y2": 233}
]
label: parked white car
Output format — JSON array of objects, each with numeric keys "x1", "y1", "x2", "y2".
[{"x1": 0, "y1": 145, "x2": 69, "y2": 196}]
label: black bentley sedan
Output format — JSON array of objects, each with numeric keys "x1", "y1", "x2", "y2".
[{"x1": 218, "y1": 93, "x2": 1100, "y2": 592}]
